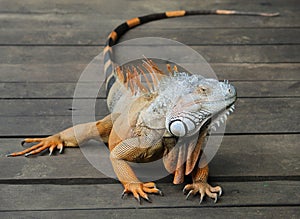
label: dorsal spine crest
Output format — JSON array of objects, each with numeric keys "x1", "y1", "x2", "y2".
[{"x1": 115, "y1": 59, "x2": 178, "y2": 96}]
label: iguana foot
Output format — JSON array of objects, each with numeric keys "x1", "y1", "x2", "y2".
[
  {"x1": 6, "y1": 135, "x2": 64, "y2": 157},
  {"x1": 121, "y1": 182, "x2": 163, "y2": 204},
  {"x1": 183, "y1": 182, "x2": 222, "y2": 204}
]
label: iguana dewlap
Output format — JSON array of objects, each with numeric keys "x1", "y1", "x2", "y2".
[{"x1": 7, "y1": 9, "x2": 278, "y2": 204}]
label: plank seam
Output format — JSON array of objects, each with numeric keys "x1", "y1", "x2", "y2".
[
  {"x1": 1, "y1": 43, "x2": 300, "y2": 46},
  {"x1": 1, "y1": 132, "x2": 300, "y2": 138},
  {"x1": 0, "y1": 96, "x2": 299, "y2": 100},
  {"x1": 0, "y1": 176, "x2": 299, "y2": 185},
  {"x1": 1, "y1": 203, "x2": 299, "y2": 212}
]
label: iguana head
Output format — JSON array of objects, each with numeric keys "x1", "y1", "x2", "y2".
[{"x1": 165, "y1": 74, "x2": 237, "y2": 137}]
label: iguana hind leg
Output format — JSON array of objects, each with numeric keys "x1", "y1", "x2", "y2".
[{"x1": 7, "y1": 114, "x2": 114, "y2": 157}]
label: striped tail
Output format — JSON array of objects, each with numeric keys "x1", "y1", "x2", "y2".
[{"x1": 103, "y1": 9, "x2": 279, "y2": 96}]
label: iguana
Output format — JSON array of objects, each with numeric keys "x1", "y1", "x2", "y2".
[{"x1": 7, "y1": 10, "x2": 279, "y2": 204}]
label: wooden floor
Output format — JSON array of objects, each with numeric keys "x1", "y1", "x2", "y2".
[{"x1": 1, "y1": 0, "x2": 299, "y2": 218}]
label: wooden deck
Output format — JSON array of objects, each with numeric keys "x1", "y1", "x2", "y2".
[{"x1": 1, "y1": 0, "x2": 299, "y2": 218}]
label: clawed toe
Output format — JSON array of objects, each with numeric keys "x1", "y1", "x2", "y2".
[
  {"x1": 24, "y1": 152, "x2": 32, "y2": 157},
  {"x1": 185, "y1": 190, "x2": 195, "y2": 200},
  {"x1": 183, "y1": 182, "x2": 222, "y2": 204},
  {"x1": 121, "y1": 182, "x2": 162, "y2": 204},
  {"x1": 144, "y1": 196, "x2": 152, "y2": 203},
  {"x1": 157, "y1": 189, "x2": 164, "y2": 196},
  {"x1": 7, "y1": 136, "x2": 64, "y2": 157}
]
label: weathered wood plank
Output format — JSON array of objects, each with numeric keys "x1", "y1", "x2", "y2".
[
  {"x1": 2, "y1": 0, "x2": 298, "y2": 14},
  {"x1": 233, "y1": 81, "x2": 300, "y2": 97},
  {"x1": 0, "y1": 116, "x2": 73, "y2": 136},
  {"x1": 0, "y1": 0, "x2": 298, "y2": 33},
  {"x1": 1, "y1": 181, "x2": 299, "y2": 210},
  {"x1": 1, "y1": 146, "x2": 109, "y2": 181},
  {"x1": 0, "y1": 64, "x2": 86, "y2": 82},
  {"x1": 0, "y1": 63, "x2": 299, "y2": 82},
  {"x1": 0, "y1": 0, "x2": 298, "y2": 216},
  {"x1": 0, "y1": 81, "x2": 299, "y2": 98},
  {"x1": 1, "y1": 135, "x2": 298, "y2": 180},
  {"x1": 0, "y1": 13, "x2": 292, "y2": 35},
  {"x1": 176, "y1": 45, "x2": 300, "y2": 63},
  {"x1": 0, "y1": 98, "x2": 298, "y2": 134},
  {"x1": 1, "y1": 15, "x2": 297, "y2": 35},
  {"x1": 0, "y1": 82, "x2": 106, "y2": 99},
  {"x1": 0, "y1": 99, "x2": 107, "y2": 116},
  {"x1": 209, "y1": 135, "x2": 300, "y2": 178},
  {"x1": 2, "y1": 28, "x2": 299, "y2": 45},
  {"x1": 213, "y1": 63, "x2": 300, "y2": 81},
  {"x1": 1, "y1": 45, "x2": 299, "y2": 65},
  {"x1": 1, "y1": 207, "x2": 299, "y2": 219},
  {"x1": 123, "y1": 28, "x2": 300, "y2": 46},
  {"x1": 229, "y1": 98, "x2": 300, "y2": 134}
]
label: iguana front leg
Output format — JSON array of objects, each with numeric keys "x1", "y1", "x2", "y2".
[
  {"x1": 7, "y1": 114, "x2": 114, "y2": 157},
  {"x1": 109, "y1": 131, "x2": 164, "y2": 203},
  {"x1": 183, "y1": 165, "x2": 222, "y2": 204},
  {"x1": 182, "y1": 130, "x2": 222, "y2": 204}
]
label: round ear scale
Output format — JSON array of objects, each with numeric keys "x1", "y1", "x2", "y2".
[{"x1": 169, "y1": 120, "x2": 187, "y2": 137}]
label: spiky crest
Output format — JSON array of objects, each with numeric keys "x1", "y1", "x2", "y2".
[{"x1": 115, "y1": 59, "x2": 178, "y2": 96}]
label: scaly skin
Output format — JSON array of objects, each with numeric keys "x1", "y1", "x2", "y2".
[
  {"x1": 7, "y1": 9, "x2": 279, "y2": 204},
  {"x1": 7, "y1": 67, "x2": 228, "y2": 204}
]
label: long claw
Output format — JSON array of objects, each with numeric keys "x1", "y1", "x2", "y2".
[
  {"x1": 214, "y1": 196, "x2": 218, "y2": 203},
  {"x1": 135, "y1": 196, "x2": 141, "y2": 204},
  {"x1": 158, "y1": 189, "x2": 164, "y2": 196},
  {"x1": 199, "y1": 193, "x2": 204, "y2": 204},
  {"x1": 186, "y1": 190, "x2": 194, "y2": 200},
  {"x1": 21, "y1": 140, "x2": 26, "y2": 146},
  {"x1": 59, "y1": 146, "x2": 64, "y2": 154},
  {"x1": 121, "y1": 191, "x2": 127, "y2": 199},
  {"x1": 24, "y1": 152, "x2": 32, "y2": 157},
  {"x1": 219, "y1": 188, "x2": 222, "y2": 197},
  {"x1": 6, "y1": 154, "x2": 13, "y2": 157},
  {"x1": 144, "y1": 196, "x2": 152, "y2": 203}
]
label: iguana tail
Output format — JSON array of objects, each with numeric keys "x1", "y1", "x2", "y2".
[{"x1": 103, "y1": 9, "x2": 279, "y2": 95}]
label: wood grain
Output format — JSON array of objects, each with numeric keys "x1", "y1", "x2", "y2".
[
  {"x1": 1, "y1": 135, "x2": 298, "y2": 181},
  {"x1": 1, "y1": 181, "x2": 299, "y2": 210},
  {"x1": 1, "y1": 207, "x2": 299, "y2": 219},
  {"x1": 0, "y1": 0, "x2": 299, "y2": 217}
]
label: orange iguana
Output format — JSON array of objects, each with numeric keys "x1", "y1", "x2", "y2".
[{"x1": 7, "y1": 10, "x2": 278, "y2": 204}]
